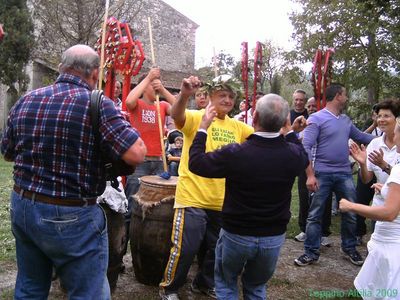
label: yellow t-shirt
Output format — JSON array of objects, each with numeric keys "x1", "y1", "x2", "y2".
[{"x1": 175, "y1": 109, "x2": 254, "y2": 211}]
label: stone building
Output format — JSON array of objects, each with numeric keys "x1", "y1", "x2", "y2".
[{"x1": 0, "y1": 0, "x2": 198, "y2": 129}]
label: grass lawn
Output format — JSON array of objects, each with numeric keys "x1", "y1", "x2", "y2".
[{"x1": 0, "y1": 157, "x2": 14, "y2": 262}]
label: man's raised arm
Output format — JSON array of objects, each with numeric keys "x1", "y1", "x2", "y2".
[{"x1": 171, "y1": 76, "x2": 201, "y2": 128}]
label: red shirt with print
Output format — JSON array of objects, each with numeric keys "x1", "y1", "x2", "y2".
[{"x1": 129, "y1": 99, "x2": 169, "y2": 156}]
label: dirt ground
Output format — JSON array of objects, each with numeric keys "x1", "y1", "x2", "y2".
[{"x1": 0, "y1": 235, "x2": 367, "y2": 300}]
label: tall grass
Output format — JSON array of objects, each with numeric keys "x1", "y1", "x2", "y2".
[{"x1": 0, "y1": 157, "x2": 14, "y2": 262}]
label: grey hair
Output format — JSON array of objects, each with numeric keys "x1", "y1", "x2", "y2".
[
  {"x1": 59, "y1": 45, "x2": 100, "y2": 78},
  {"x1": 256, "y1": 94, "x2": 289, "y2": 132}
]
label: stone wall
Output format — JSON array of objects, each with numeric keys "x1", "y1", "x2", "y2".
[{"x1": 127, "y1": 0, "x2": 198, "y2": 75}]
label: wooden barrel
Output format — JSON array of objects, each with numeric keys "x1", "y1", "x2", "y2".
[
  {"x1": 101, "y1": 203, "x2": 126, "y2": 292},
  {"x1": 130, "y1": 175, "x2": 178, "y2": 286}
]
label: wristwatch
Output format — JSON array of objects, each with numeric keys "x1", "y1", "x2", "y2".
[{"x1": 382, "y1": 164, "x2": 391, "y2": 174}]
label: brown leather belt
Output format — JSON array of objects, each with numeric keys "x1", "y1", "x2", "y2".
[
  {"x1": 145, "y1": 156, "x2": 162, "y2": 161},
  {"x1": 13, "y1": 185, "x2": 97, "y2": 207}
]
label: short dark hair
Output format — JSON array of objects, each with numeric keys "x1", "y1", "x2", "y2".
[
  {"x1": 294, "y1": 89, "x2": 306, "y2": 95},
  {"x1": 373, "y1": 99, "x2": 400, "y2": 117},
  {"x1": 326, "y1": 83, "x2": 345, "y2": 102}
]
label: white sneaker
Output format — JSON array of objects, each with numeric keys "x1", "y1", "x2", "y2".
[
  {"x1": 294, "y1": 232, "x2": 306, "y2": 242},
  {"x1": 321, "y1": 236, "x2": 333, "y2": 247},
  {"x1": 159, "y1": 290, "x2": 180, "y2": 300}
]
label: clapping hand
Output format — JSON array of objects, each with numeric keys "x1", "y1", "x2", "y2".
[
  {"x1": 371, "y1": 183, "x2": 383, "y2": 194},
  {"x1": 349, "y1": 142, "x2": 367, "y2": 165},
  {"x1": 292, "y1": 116, "x2": 308, "y2": 133},
  {"x1": 368, "y1": 149, "x2": 386, "y2": 169},
  {"x1": 200, "y1": 103, "x2": 217, "y2": 130}
]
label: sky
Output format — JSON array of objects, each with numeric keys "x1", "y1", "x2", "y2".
[{"x1": 162, "y1": 0, "x2": 296, "y2": 68}]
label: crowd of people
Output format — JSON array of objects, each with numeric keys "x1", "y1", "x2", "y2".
[{"x1": 1, "y1": 44, "x2": 400, "y2": 300}]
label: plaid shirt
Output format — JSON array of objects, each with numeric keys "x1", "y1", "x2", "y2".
[{"x1": 1, "y1": 74, "x2": 139, "y2": 198}]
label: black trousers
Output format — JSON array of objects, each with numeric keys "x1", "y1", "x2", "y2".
[
  {"x1": 355, "y1": 171, "x2": 376, "y2": 236},
  {"x1": 160, "y1": 207, "x2": 222, "y2": 293},
  {"x1": 298, "y1": 171, "x2": 332, "y2": 236}
]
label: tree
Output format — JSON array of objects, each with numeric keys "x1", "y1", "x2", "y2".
[
  {"x1": 290, "y1": 0, "x2": 400, "y2": 104},
  {"x1": 270, "y1": 74, "x2": 282, "y2": 95},
  {"x1": 31, "y1": 0, "x2": 143, "y2": 66},
  {"x1": 0, "y1": 0, "x2": 34, "y2": 96},
  {"x1": 255, "y1": 40, "x2": 284, "y2": 93}
]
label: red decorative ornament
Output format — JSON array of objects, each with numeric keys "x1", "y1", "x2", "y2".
[
  {"x1": 241, "y1": 42, "x2": 249, "y2": 123},
  {"x1": 0, "y1": 24, "x2": 5, "y2": 42},
  {"x1": 311, "y1": 48, "x2": 334, "y2": 110},
  {"x1": 253, "y1": 41, "x2": 263, "y2": 108},
  {"x1": 94, "y1": 17, "x2": 145, "y2": 111}
]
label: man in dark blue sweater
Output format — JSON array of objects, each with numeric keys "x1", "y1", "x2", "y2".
[{"x1": 188, "y1": 94, "x2": 309, "y2": 299}]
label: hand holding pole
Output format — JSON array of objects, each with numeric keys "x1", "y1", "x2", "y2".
[{"x1": 147, "y1": 17, "x2": 168, "y2": 173}]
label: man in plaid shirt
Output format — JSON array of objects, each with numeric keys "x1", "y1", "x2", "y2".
[{"x1": 1, "y1": 44, "x2": 146, "y2": 299}]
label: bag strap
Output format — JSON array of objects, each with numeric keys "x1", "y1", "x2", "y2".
[
  {"x1": 90, "y1": 90, "x2": 121, "y2": 191},
  {"x1": 90, "y1": 90, "x2": 103, "y2": 147}
]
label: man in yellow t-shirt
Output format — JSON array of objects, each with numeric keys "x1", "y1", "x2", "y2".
[{"x1": 159, "y1": 75, "x2": 253, "y2": 300}]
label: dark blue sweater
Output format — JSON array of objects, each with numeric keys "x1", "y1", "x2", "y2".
[{"x1": 189, "y1": 131, "x2": 309, "y2": 236}]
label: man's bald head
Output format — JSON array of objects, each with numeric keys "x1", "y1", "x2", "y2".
[
  {"x1": 59, "y1": 45, "x2": 100, "y2": 78},
  {"x1": 306, "y1": 97, "x2": 317, "y2": 114}
]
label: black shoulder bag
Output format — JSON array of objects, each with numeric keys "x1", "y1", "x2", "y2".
[{"x1": 90, "y1": 90, "x2": 135, "y2": 191}]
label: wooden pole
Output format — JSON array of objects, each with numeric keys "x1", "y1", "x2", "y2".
[
  {"x1": 213, "y1": 46, "x2": 218, "y2": 77},
  {"x1": 147, "y1": 17, "x2": 168, "y2": 173},
  {"x1": 98, "y1": 0, "x2": 110, "y2": 90}
]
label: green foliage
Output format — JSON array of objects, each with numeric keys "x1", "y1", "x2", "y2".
[
  {"x1": 270, "y1": 74, "x2": 282, "y2": 95},
  {"x1": 0, "y1": 0, "x2": 34, "y2": 94},
  {"x1": 346, "y1": 88, "x2": 374, "y2": 129},
  {"x1": 201, "y1": 75, "x2": 242, "y2": 99},
  {"x1": 196, "y1": 66, "x2": 216, "y2": 82},
  {"x1": 289, "y1": 0, "x2": 400, "y2": 103},
  {"x1": 0, "y1": 157, "x2": 15, "y2": 262}
]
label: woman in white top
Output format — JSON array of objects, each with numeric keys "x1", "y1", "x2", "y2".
[
  {"x1": 340, "y1": 115, "x2": 400, "y2": 299},
  {"x1": 350, "y1": 99, "x2": 400, "y2": 207}
]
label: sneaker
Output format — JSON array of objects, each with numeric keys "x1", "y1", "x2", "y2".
[
  {"x1": 159, "y1": 290, "x2": 180, "y2": 300},
  {"x1": 341, "y1": 249, "x2": 364, "y2": 266},
  {"x1": 294, "y1": 232, "x2": 306, "y2": 242},
  {"x1": 191, "y1": 282, "x2": 217, "y2": 299},
  {"x1": 321, "y1": 236, "x2": 333, "y2": 247},
  {"x1": 356, "y1": 235, "x2": 363, "y2": 246},
  {"x1": 294, "y1": 254, "x2": 318, "y2": 266}
]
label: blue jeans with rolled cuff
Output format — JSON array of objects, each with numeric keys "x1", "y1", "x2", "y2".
[
  {"x1": 10, "y1": 190, "x2": 110, "y2": 300},
  {"x1": 215, "y1": 229, "x2": 285, "y2": 300}
]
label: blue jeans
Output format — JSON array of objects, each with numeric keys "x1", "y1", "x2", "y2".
[
  {"x1": 304, "y1": 172, "x2": 357, "y2": 259},
  {"x1": 168, "y1": 161, "x2": 180, "y2": 176},
  {"x1": 215, "y1": 229, "x2": 285, "y2": 300},
  {"x1": 10, "y1": 191, "x2": 110, "y2": 300}
]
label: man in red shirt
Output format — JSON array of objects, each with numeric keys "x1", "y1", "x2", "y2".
[{"x1": 123, "y1": 68, "x2": 176, "y2": 252}]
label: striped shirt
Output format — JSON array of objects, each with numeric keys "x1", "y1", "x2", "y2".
[{"x1": 1, "y1": 74, "x2": 139, "y2": 198}]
